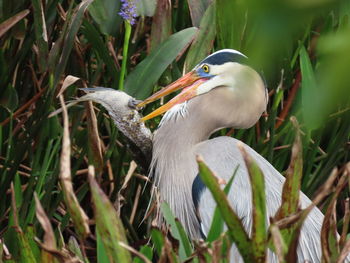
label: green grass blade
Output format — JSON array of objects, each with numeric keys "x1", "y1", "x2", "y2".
[
  {"x1": 196, "y1": 156, "x2": 254, "y2": 262},
  {"x1": 238, "y1": 144, "x2": 267, "y2": 262},
  {"x1": 124, "y1": 27, "x2": 198, "y2": 99},
  {"x1": 206, "y1": 166, "x2": 237, "y2": 242},
  {"x1": 151, "y1": 228, "x2": 165, "y2": 256},
  {"x1": 2, "y1": 85, "x2": 18, "y2": 112},
  {"x1": 88, "y1": 0, "x2": 121, "y2": 36},
  {"x1": 88, "y1": 165, "x2": 131, "y2": 263},
  {"x1": 321, "y1": 169, "x2": 348, "y2": 262},
  {"x1": 275, "y1": 117, "x2": 303, "y2": 220},
  {"x1": 53, "y1": 0, "x2": 94, "y2": 89},
  {"x1": 216, "y1": 0, "x2": 246, "y2": 49},
  {"x1": 184, "y1": 3, "x2": 216, "y2": 72},
  {"x1": 97, "y1": 229, "x2": 110, "y2": 263},
  {"x1": 47, "y1": 1, "x2": 74, "y2": 73},
  {"x1": 133, "y1": 245, "x2": 153, "y2": 263},
  {"x1": 32, "y1": 0, "x2": 48, "y2": 72},
  {"x1": 272, "y1": 118, "x2": 303, "y2": 259},
  {"x1": 187, "y1": 0, "x2": 211, "y2": 27},
  {"x1": 136, "y1": 0, "x2": 157, "y2": 16},
  {"x1": 0, "y1": 9, "x2": 29, "y2": 38},
  {"x1": 81, "y1": 21, "x2": 119, "y2": 85},
  {"x1": 300, "y1": 46, "x2": 320, "y2": 131},
  {"x1": 13, "y1": 174, "x2": 23, "y2": 213},
  {"x1": 11, "y1": 184, "x2": 37, "y2": 263},
  {"x1": 68, "y1": 236, "x2": 88, "y2": 263},
  {"x1": 161, "y1": 202, "x2": 192, "y2": 260},
  {"x1": 16, "y1": 232, "x2": 37, "y2": 263}
]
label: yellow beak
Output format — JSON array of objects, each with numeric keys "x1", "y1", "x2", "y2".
[{"x1": 137, "y1": 71, "x2": 207, "y2": 121}]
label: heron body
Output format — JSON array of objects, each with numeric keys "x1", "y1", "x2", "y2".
[{"x1": 139, "y1": 50, "x2": 323, "y2": 262}]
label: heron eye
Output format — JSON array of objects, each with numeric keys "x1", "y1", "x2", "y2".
[{"x1": 201, "y1": 64, "x2": 209, "y2": 73}]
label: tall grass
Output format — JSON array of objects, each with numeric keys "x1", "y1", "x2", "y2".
[{"x1": 0, "y1": 0, "x2": 349, "y2": 262}]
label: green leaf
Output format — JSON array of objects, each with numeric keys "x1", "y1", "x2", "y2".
[
  {"x1": 321, "y1": 171, "x2": 348, "y2": 262},
  {"x1": 275, "y1": 118, "x2": 303, "y2": 219},
  {"x1": 0, "y1": 9, "x2": 29, "y2": 38},
  {"x1": 299, "y1": 45, "x2": 320, "y2": 131},
  {"x1": 16, "y1": 231, "x2": 37, "y2": 263},
  {"x1": 273, "y1": 118, "x2": 304, "y2": 260},
  {"x1": 53, "y1": 0, "x2": 94, "y2": 89},
  {"x1": 0, "y1": 239, "x2": 3, "y2": 260},
  {"x1": 88, "y1": 166, "x2": 131, "y2": 263},
  {"x1": 151, "y1": 228, "x2": 165, "y2": 256},
  {"x1": 47, "y1": 1, "x2": 74, "y2": 74},
  {"x1": 13, "y1": 174, "x2": 23, "y2": 209},
  {"x1": 136, "y1": 0, "x2": 156, "y2": 17},
  {"x1": 25, "y1": 139, "x2": 61, "y2": 226},
  {"x1": 133, "y1": 245, "x2": 153, "y2": 263},
  {"x1": 88, "y1": 0, "x2": 121, "y2": 36},
  {"x1": 97, "y1": 229, "x2": 110, "y2": 263},
  {"x1": 68, "y1": 236, "x2": 86, "y2": 262},
  {"x1": 32, "y1": 0, "x2": 48, "y2": 72},
  {"x1": 0, "y1": 85, "x2": 18, "y2": 111},
  {"x1": 239, "y1": 145, "x2": 267, "y2": 262},
  {"x1": 124, "y1": 27, "x2": 198, "y2": 99},
  {"x1": 161, "y1": 202, "x2": 192, "y2": 261},
  {"x1": 206, "y1": 166, "x2": 237, "y2": 242},
  {"x1": 184, "y1": 3, "x2": 216, "y2": 72},
  {"x1": 216, "y1": 0, "x2": 247, "y2": 49},
  {"x1": 197, "y1": 156, "x2": 254, "y2": 262},
  {"x1": 187, "y1": 0, "x2": 211, "y2": 27},
  {"x1": 81, "y1": 21, "x2": 118, "y2": 87},
  {"x1": 10, "y1": 184, "x2": 37, "y2": 263}
]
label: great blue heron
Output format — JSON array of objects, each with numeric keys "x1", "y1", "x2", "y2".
[{"x1": 138, "y1": 49, "x2": 323, "y2": 262}]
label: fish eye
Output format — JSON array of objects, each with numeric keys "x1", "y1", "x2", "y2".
[{"x1": 201, "y1": 64, "x2": 209, "y2": 73}]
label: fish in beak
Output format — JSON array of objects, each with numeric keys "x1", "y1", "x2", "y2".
[{"x1": 137, "y1": 71, "x2": 208, "y2": 121}]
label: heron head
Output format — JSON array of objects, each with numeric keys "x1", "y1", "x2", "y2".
[{"x1": 137, "y1": 49, "x2": 267, "y2": 123}]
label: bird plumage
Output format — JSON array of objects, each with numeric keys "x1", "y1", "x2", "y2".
[
  {"x1": 144, "y1": 49, "x2": 324, "y2": 262},
  {"x1": 196, "y1": 137, "x2": 323, "y2": 262},
  {"x1": 150, "y1": 89, "x2": 323, "y2": 262}
]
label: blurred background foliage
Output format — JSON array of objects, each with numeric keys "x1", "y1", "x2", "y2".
[{"x1": 0, "y1": 0, "x2": 349, "y2": 262}]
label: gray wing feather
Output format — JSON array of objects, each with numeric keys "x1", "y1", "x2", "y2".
[{"x1": 194, "y1": 136, "x2": 323, "y2": 263}]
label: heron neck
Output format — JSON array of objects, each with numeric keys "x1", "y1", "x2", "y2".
[
  {"x1": 154, "y1": 97, "x2": 219, "y2": 145},
  {"x1": 151, "y1": 99, "x2": 217, "y2": 239}
]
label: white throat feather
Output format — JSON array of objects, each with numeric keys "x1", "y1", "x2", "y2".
[{"x1": 158, "y1": 102, "x2": 188, "y2": 127}]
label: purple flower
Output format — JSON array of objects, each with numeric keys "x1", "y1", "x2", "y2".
[{"x1": 118, "y1": 0, "x2": 138, "y2": 25}]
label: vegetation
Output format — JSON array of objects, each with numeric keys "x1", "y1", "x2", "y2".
[{"x1": 0, "y1": 0, "x2": 349, "y2": 262}]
